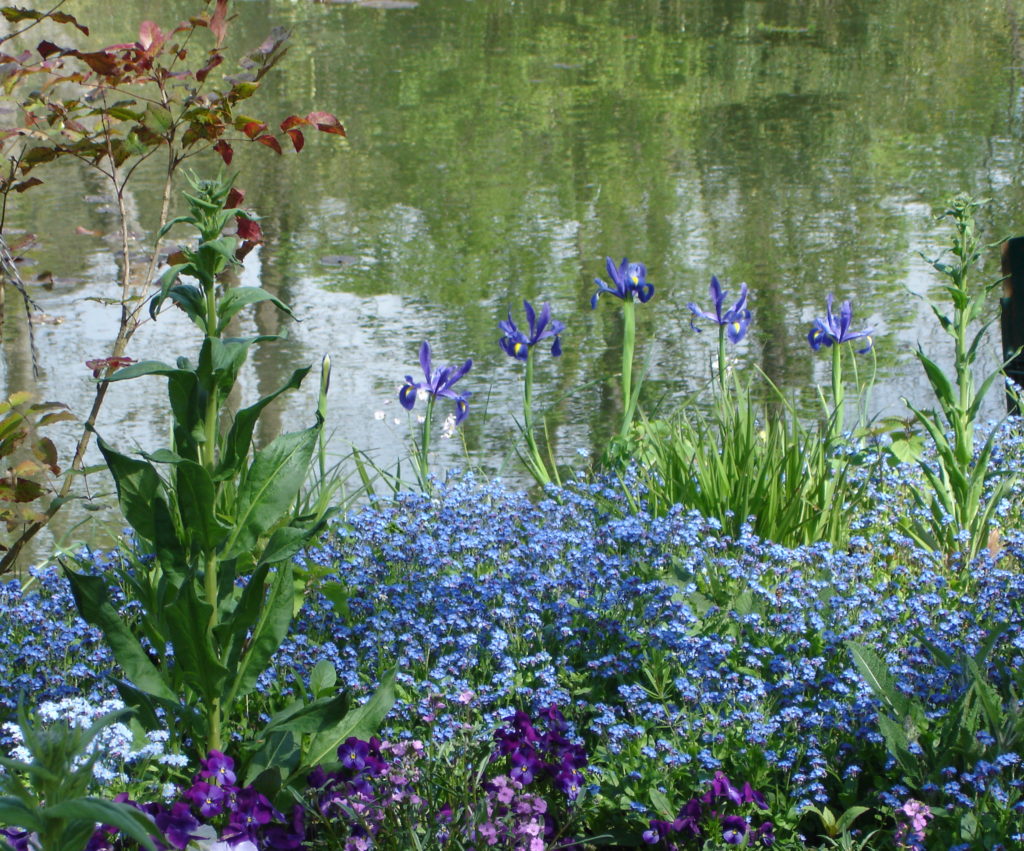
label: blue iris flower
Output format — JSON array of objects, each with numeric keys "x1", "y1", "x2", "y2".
[
  {"x1": 807, "y1": 294, "x2": 873, "y2": 353},
  {"x1": 499, "y1": 300, "x2": 564, "y2": 360},
  {"x1": 687, "y1": 275, "x2": 752, "y2": 343},
  {"x1": 399, "y1": 341, "x2": 473, "y2": 424},
  {"x1": 591, "y1": 256, "x2": 654, "y2": 309}
]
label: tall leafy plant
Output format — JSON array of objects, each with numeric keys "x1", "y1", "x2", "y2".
[
  {"x1": 899, "y1": 196, "x2": 1016, "y2": 566},
  {"x1": 63, "y1": 175, "x2": 393, "y2": 795}
]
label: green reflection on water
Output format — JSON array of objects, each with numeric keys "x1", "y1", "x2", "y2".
[{"x1": 3, "y1": 0, "x2": 1024, "y2": 556}]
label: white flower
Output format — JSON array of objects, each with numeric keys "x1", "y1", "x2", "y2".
[
  {"x1": 441, "y1": 413, "x2": 457, "y2": 439},
  {"x1": 373, "y1": 410, "x2": 386, "y2": 421}
]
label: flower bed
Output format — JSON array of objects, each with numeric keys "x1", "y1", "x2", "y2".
[{"x1": 3, "y1": 461, "x2": 1023, "y2": 848}]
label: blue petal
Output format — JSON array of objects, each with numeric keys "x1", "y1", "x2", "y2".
[
  {"x1": 418, "y1": 340, "x2": 432, "y2": 382},
  {"x1": 551, "y1": 336, "x2": 562, "y2": 357},
  {"x1": 399, "y1": 382, "x2": 417, "y2": 410},
  {"x1": 636, "y1": 283, "x2": 654, "y2": 303}
]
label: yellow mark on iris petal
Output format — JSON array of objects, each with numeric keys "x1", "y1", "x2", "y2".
[
  {"x1": 514, "y1": 342, "x2": 524, "y2": 355},
  {"x1": 631, "y1": 275, "x2": 639, "y2": 284}
]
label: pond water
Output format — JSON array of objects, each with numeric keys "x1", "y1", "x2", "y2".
[{"x1": 3, "y1": 0, "x2": 1024, "y2": 560}]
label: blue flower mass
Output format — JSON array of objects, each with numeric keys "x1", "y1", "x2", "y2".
[{"x1": 5, "y1": 422, "x2": 1024, "y2": 847}]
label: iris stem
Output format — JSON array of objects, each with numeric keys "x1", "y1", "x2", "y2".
[
  {"x1": 717, "y1": 325, "x2": 728, "y2": 397},
  {"x1": 522, "y1": 349, "x2": 550, "y2": 485},
  {"x1": 418, "y1": 395, "x2": 435, "y2": 491},
  {"x1": 830, "y1": 342, "x2": 844, "y2": 445},
  {"x1": 620, "y1": 297, "x2": 636, "y2": 439}
]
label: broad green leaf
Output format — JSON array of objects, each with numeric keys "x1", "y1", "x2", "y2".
[
  {"x1": 836, "y1": 806, "x2": 870, "y2": 834},
  {"x1": 174, "y1": 460, "x2": 229, "y2": 552},
  {"x1": 263, "y1": 690, "x2": 351, "y2": 737},
  {"x1": 847, "y1": 641, "x2": 909, "y2": 716},
  {"x1": 914, "y1": 348, "x2": 956, "y2": 408},
  {"x1": 142, "y1": 103, "x2": 173, "y2": 135},
  {"x1": 95, "y1": 434, "x2": 164, "y2": 544},
  {"x1": 876, "y1": 713, "x2": 917, "y2": 775},
  {"x1": 217, "y1": 287, "x2": 296, "y2": 335},
  {"x1": 304, "y1": 666, "x2": 396, "y2": 769},
  {"x1": 648, "y1": 788, "x2": 675, "y2": 819},
  {"x1": 224, "y1": 424, "x2": 319, "y2": 559},
  {"x1": 64, "y1": 569, "x2": 176, "y2": 702},
  {"x1": 310, "y1": 660, "x2": 337, "y2": 698},
  {"x1": 223, "y1": 564, "x2": 295, "y2": 703},
  {"x1": 46, "y1": 798, "x2": 160, "y2": 850},
  {"x1": 242, "y1": 730, "x2": 300, "y2": 787},
  {"x1": 888, "y1": 435, "x2": 924, "y2": 464},
  {"x1": 258, "y1": 521, "x2": 322, "y2": 567},
  {"x1": 0, "y1": 798, "x2": 40, "y2": 833},
  {"x1": 149, "y1": 264, "x2": 190, "y2": 318},
  {"x1": 219, "y1": 366, "x2": 311, "y2": 478},
  {"x1": 166, "y1": 583, "x2": 229, "y2": 703},
  {"x1": 103, "y1": 360, "x2": 187, "y2": 383}
]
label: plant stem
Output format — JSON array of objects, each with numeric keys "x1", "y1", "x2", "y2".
[
  {"x1": 418, "y1": 395, "x2": 435, "y2": 491},
  {"x1": 830, "y1": 341, "x2": 844, "y2": 444},
  {"x1": 522, "y1": 348, "x2": 550, "y2": 485},
  {"x1": 620, "y1": 297, "x2": 636, "y2": 439}
]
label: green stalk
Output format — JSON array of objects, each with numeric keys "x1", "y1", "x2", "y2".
[
  {"x1": 619, "y1": 297, "x2": 636, "y2": 439},
  {"x1": 717, "y1": 324, "x2": 728, "y2": 397},
  {"x1": 522, "y1": 348, "x2": 550, "y2": 485},
  {"x1": 202, "y1": 277, "x2": 222, "y2": 754},
  {"x1": 418, "y1": 395, "x2": 435, "y2": 491},
  {"x1": 830, "y1": 341, "x2": 844, "y2": 445}
]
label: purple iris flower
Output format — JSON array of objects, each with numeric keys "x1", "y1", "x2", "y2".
[
  {"x1": 398, "y1": 341, "x2": 473, "y2": 424},
  {"x1": 807, "y1": 293, "x2": 873, "y2": 353},
  {"x1": 687, "y1": 276, "x2": 752, "y2": 343},
  {"x1": 499, "y1": 300, "x2": 564, "y2": 359},
  {"x1": 591, "y1": 256, "x2": 654, "y2": 308}
]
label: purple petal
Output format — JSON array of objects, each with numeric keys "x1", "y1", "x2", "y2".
[
  {"x1": 551, "y1": 336, "x2": 562, "y2": 357},
  {"x1": 418, "y1": 340, "x2": 432, "y2": 382},
  {"x1": 524, "y1": 300, "x2": 538, "y2": 336}
]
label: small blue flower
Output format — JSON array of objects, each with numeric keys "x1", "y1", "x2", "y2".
[
  {"x1": 808, "y1": 294, "x2": 873, "y2": 353},
  {"x1": 591, "y1": 256, "x2": 654, "y2": 308},
  {"x1": 499, "y1": 300, "x2": 564, "y2": 359},
  {"x1": 687, "y1": 275, "x2": 752, "y2": 343}
]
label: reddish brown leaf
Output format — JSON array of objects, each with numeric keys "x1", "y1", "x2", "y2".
[
  {"x1": 75, "y1": 225, "x2": 102, "y2": 237},
  {"x1": 213, "y1": 139, "x2": 233, "y2": 165},
  {"x1": 241, "y1": 120, "x2": 266, "y2": 139},
  {"x1": 32, "y1": 436, "x2": 59, "y2": 475},
  {"x1": 138, "y1": 21, "x2": 165, "y2": 52},
  {"x1": 49, "y1": 11, "x2": 89, "y2": 36},
  {"x1": 12, "y1": 177, "x2": 42, "y2": 193},
  {"x1": 280, "y1": 115, "x2": 310, "y2": 132},
  {"x1": 285, "y1": 127, "x2": 304, "y2": 153},
  {"x1": 255, "y1": 134, "x2": 282, "y2": 155},
  {"x1": 167, "y1": 250, "x2": 189, "y2": 265},
  {"x1": 210, "y1": 0, "x2": 229, "y2": 48},
  {"x1": 225, "y1": 187, "x2": 245, "y2": 209},
  {"x1": 306, "y1": 111, "x2": 346, "y2": 137},
  {"x1": 72, "y1": 50, "x2": 120, "y2": 76},
  {"x1": 37, "y1": 40, "x2": 61, "y2": 59},
  {"x1": 195, "y1": 52, "x2": 223, "y2": 82}
]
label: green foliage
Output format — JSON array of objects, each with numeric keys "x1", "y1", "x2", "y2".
[
  {"x1": 64, "y1": 175, "x2": 393, "y2": 783},
  {"x1": 847, "y1": 636, "x2": 1024, "y2": 842},
  {"x1": 899, "y1": 196, "x2": 1017, "y2": 565},
  {"x1": 0, "y1": 703, "x2": 161, "y2": 851},
  {"x1": 0, "y1": 391, "x2": 70, "y2": 549},
  {"x1": 631, "y1": 384, "x2": 872, "y2": 548}
]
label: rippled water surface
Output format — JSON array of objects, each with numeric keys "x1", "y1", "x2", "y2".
[{"x1": 4, "y1": 0, "x2": 1024, "y2": 557}]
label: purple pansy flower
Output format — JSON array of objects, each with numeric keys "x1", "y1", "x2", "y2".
[
  {"x1": 499, "y1": 300, "x2": 564, "y2": 359},
  {"x1": 398, "y1": 341, "x2": 473, "y2": 424},
  {"x1": 687, "y1": 275, "x2": 752, "y2": 343},
  {"x1": 591, "y1": 256, "x2": 654, "y2": 308},
  {"x1": 807, "y1": 293, "x2": 873, "y2": 353}
]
